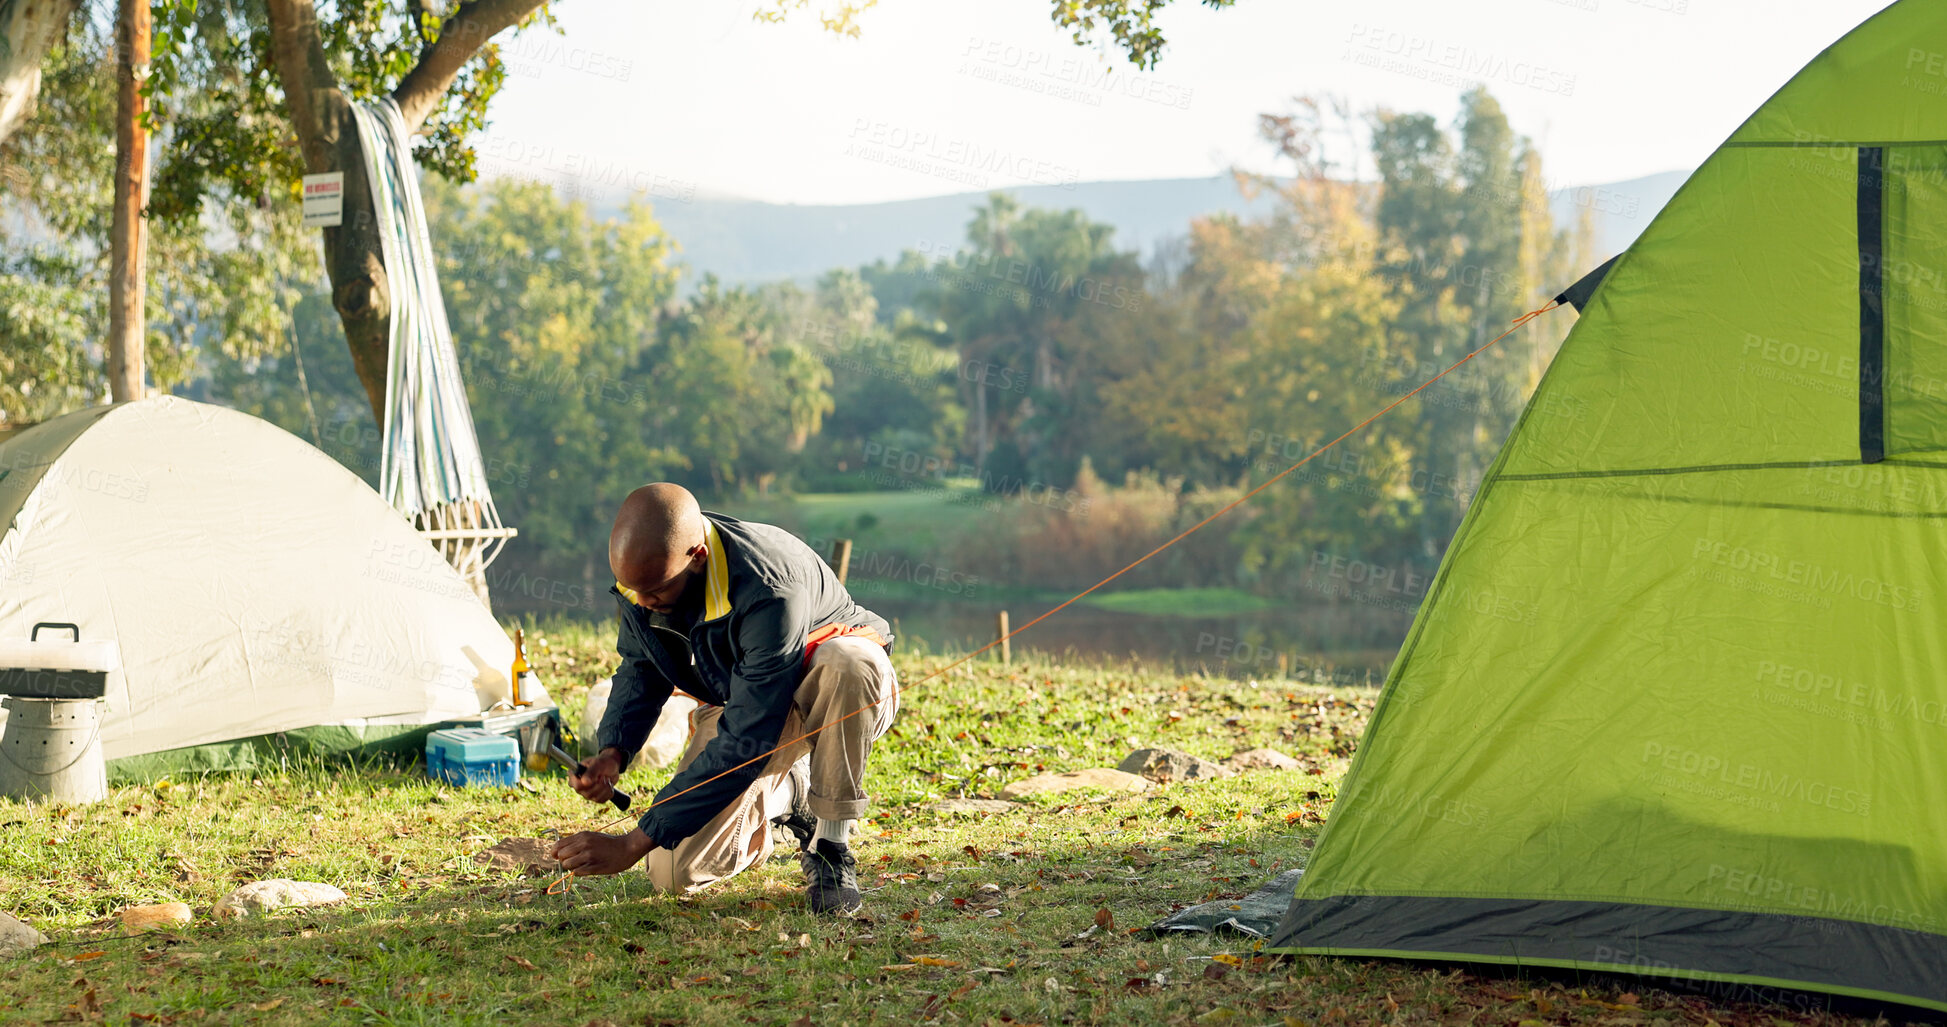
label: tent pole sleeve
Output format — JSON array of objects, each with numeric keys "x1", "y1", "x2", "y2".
[{"x1": 1858, "y1": 145, "x2": 1886, "y2": 464}]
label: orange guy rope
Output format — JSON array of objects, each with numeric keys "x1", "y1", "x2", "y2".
[{"x1": 582, "y1": 301, "x2": 1563, "y2": 839}]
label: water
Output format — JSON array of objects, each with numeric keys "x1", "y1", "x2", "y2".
[{"x1": 865, "y1": 596, "x2": 1409, "y2": 684}]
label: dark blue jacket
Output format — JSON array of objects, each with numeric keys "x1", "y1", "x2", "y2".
[{"x1": 597, "y1": 512, "x2": 892, "y2": 846}]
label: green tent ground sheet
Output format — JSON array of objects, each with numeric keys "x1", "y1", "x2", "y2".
[{"x1": 105, "y1": 724, "x2": 436, "y2": 784}]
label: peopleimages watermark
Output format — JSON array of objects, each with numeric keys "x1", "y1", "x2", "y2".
[
  {"x1": 1302, "y1": 551, "x2": 1430, "y2": 615},
  {"x1": 1232, "y1": 431, "x2": 1482, "y2": 507},
  {"x1": 1191, "y1": 632, "x2": 1374, "y2": 685},
  {"x1": 1461, "y1": 171, "x2": 1641, "y2": 222},
  {"x1": 957, "y1": 36, "x2": 1194, "y2": 110},
  {"x1": 1640, "y1": 741, "x2": 1872, "y2": 817},
  {"x1": 803, "y1": 534, "x2": 982, "y2": 599},
  {"x1": 1586, "y1": 946, "x2": 1834, "y2": 1012},
  {"x1": 912, "y1": 237, "x2": 1144, "y2": 313},
  {"x1": 802, "y1": 321, "x2": 1029, "y2": 395},
  {"x1": 487, "y1": 566, "x2": 601, "y2": 611},
  {"x1": 1742, "y1": 332, "x2": 1947, "y2": 399},
  {"x1": 463, "y1": 350, "x2": 651, "y2": 410},
  {"x1": 857, "y1": 440, "x2": 1091, "y2": 515},
  {"x1": 1689, "y1": 536, "x2": 1924, "y2": 611},
  {"x1": 845, "y1": 119, "x2": 1080, "y2": 191},
  {"x1": 364, "y1": 537, "x2": 480, "y2": 604},
  {"x1": 2, "y1": 452, "x2": 150, "y2": 504},
  {"x1": 252, "y1": 621, "x2": 474, "y2": 696},
  {"x1": 500, "y1": 33, "x2": 634, "y2": 83},
  {"x1": 477, "y1": 135, "x2": 697, "y2": 204},
  {"x1": 1343, "y1": 24, "x2": 1576, "y2": 96},
  {"x1": 1364, "y1": 781, "x2": 1492, "y2": 827},
  {"x1": 1703, "y1": 863, "x2": 1937, "y2": 934},
  {"x1": 1752, "y1": 658, "x2": 1947, "y2": 730}
]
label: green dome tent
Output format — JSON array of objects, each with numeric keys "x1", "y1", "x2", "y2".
[{"x1": 1269, "y1": 0, "x2": 1947, "y2": 1012}]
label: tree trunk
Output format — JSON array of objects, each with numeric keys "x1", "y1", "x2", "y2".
[
  {"x1": 105, "y1": 0, "x2": 147, "y2": 402},
  {"x1": 264, "y1": 0, "x2": 387, "y2": 419},
  {"x1": 0, "y1": 0, "x2": 81, "y2": 147},
  {"x1": 263, "y1": 0, "x2": 546, "y2": 423}
]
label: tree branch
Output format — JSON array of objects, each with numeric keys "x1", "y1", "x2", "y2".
[
  {"x1": 263, "y1": 0, "x2": 345, "y2": 172},
  {"x1": 391, "y1": 0, "x2": 542, "y2": 131}
]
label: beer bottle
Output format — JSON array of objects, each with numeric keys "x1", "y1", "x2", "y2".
[{"x1": 511, "y1": 628, "x2": 537, "y2": 707}]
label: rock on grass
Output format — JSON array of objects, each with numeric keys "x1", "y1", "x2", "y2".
[
  {"x1": 215, "y1": 880, "x2": 348, "y2": 919},
  {"x1": 999, "y1": 768, "x2": 1151, "y2": 799},
  {"x1": 1117, "y1": 747, "x2": 1232, "y2": 784},
  {"x1": 926, "y1": 798, "x2": 1017, "y2": 814},
  {"x1": 0, "y1": 911, "x2": 46, "y2": 957},
  {"x1": 119, "y1": 903, "x2": 193, "y2": 934}
]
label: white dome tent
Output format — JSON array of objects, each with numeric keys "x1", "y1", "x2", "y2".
[{"x1": 0, "y1": 396, "x2": 511, "y2": 779}]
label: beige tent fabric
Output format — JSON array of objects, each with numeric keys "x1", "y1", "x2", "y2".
[{"x1": 0, "y1": 397, "x2": 510, "y2": 759}]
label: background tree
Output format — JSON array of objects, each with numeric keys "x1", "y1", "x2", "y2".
[
  {"x1": 6, "y1": 0, "x2": 1249, "y2": 426},
  {"x1": 1, "y1": 12, "x2": 309, "y2": 424},
  {"x1": 1364, "y1": 88, "x2": 1580, "y2": 561},
  {"x1": 105, "y1": 0, "x2": 148, "y2": 401},
  {"x1": 798, "y1": 268, "x2": 965, "y2": 492},
  {"x1": 0, "y1": 0, "x2": 81, "y2": 144},
  {"x1": 920, "y1": 194, "x2": 1146, "y2": 488}
]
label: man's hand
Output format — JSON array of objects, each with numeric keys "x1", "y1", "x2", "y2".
[
  {"x1": 571, "y1": 748, "x2": 625, "y2": 803},
  {"x1": 551, "y1": 828, "x2": 655, "y2": 876}
]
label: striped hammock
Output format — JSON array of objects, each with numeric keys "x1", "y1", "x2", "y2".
[{"x1": 349, "y1": 98, "x2": 512, "y2": 593}]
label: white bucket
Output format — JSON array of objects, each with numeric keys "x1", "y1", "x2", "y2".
[{"x1": 0, "y1": 697, "x2": 108, "y2": 804}]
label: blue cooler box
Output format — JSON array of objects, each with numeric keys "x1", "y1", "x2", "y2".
[{"x1": 426, "y1": 728, "x2": 520, "y2": 787}]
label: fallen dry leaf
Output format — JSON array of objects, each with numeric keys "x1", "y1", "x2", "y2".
[
  {"x1": 1093, "y1": 908, "x2": 1115, "y2": 931},
  {"x1": 506, "y1": 954, "x2": 539, "y2": 971}
]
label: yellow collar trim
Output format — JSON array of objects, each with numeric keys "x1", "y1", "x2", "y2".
[
  {"x1": 701, "y1": 519, "x2": 731, "y2": 622},
  {"x1": 613, "y1": 520, "x2": 731, "y2": 620}
]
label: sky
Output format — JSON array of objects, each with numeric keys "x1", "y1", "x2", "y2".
[{"x1": 474, "y1": 0, "x2": 1895, "y2": 207}]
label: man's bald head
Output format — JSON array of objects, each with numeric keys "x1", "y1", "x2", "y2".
[{"x1": 610, "y1": 483, "x2": 709, "y2": 611}]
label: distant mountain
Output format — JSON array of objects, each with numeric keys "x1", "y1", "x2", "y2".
[
  {"x1": 605, "y1": 177, "x2": 1275, "y2": 286},
  {"x1": 571, "y1": 170, "x2": 1691, "y2": 289},
  {"x1": 1546, "y1": 169, "x2": 1688, "y2": 263},
  {"x1": 1, "y1": 168, "x2": 1692, "y2": 287}
]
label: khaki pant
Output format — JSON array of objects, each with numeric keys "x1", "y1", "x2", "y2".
[{"x1": 645, "y1": 636, "x2": 898, "y2": 893}]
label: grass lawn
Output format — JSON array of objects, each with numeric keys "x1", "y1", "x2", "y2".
[{"x1": 0, "y1": 621, "x2": 1912, "y2": 1026}]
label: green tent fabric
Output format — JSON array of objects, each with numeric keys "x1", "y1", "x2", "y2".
[{"x1": 1270, "y1": 1, "x2": 1947, "y2": 1012}]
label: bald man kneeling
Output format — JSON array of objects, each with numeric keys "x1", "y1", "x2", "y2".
[{"x1": 550, "y1": 483, "x2": 896, "y2": 914}]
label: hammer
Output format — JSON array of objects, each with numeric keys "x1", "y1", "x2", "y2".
[{"x1": 545, "y1": 743, "x2": 632, "y2": 812}]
